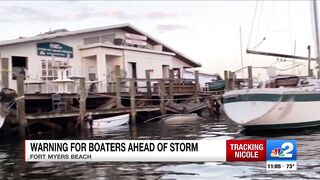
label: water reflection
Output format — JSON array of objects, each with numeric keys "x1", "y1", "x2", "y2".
[{"x1": 0, "y1": 114, "x2": 320, "y2": 179}]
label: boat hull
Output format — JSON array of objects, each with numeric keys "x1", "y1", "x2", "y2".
[
  {"x1": 162, "y1": 114, "x2": 199, "y2": 124},
  {"x1": 207, "y1": 81, "x2": 225, "y2": 91},
  {"x1": 0, "y1": 116, "x2": 5, "y2": 129},
  {"x1": 92, "y1": 114, "x2": 129, "y2": 129},
  {"x1": 223, "y1": 89, "x2": 320, "y2": 130}
]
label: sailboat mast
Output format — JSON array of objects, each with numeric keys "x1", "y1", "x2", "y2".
[
  {"x1": 239, "y1": 26, "x2": 244, "y2": 78},
  {"x1": 312, "y1": 0, "x2": 320, "y2": 78}
]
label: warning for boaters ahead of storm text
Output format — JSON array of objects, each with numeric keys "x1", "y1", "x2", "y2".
[{"x1": 25, "y1": 139, "x2": 297, "y2": 170}]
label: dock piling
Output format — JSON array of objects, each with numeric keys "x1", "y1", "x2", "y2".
[
  {"x1": 145, "y1": 70, "x2": 152, "y2": 99},
  {"x1": 79, "y1": 77, "x2": 86, "y2": 129},
  {"x1": 208, "y1": 97, "x2": 214, "y2": 117},
  {"x1": 159, "y1": 80, "x2": 166, "y2": 115},
  {"x1": 248, "y1": 66, "x2": 253, "y2": 88},
  {"x1": 194, "y1": 70, "x2": 200, "y2": 103},
  {"x1": 224, "y1": 70, "x2": 229, "y2": 90},
  {"x1": 1, "y1": 55, "x2": 9, "y2": 88},
  {"x1": 231, "y1": 73, "x2": 236, "y2": 90},
  {"x1": 115, "y1": 65, "x2": 122, "y2": 108},
  {"x1": 16, "y1": 75, "x2": 26, "y2": 138},
  {"x1": 169, "y1": 69, "x2": 174, "y2": 101},
  {"x1": 228, "y1": 71, "x2": 236, "y2": 90},
  {"x1": 130, "y1": 79, "x2": 137, "y2": 125}
]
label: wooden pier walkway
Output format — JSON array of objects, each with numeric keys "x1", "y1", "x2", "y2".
[{"x1": 2, "y1": 65, "x2": 225, "y2": 138}]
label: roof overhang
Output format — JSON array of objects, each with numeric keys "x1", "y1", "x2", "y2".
[
  {"x1": 79, "y1": 43, "x2": 176, "y2": 56},
  {"x1": 0, "y1": 23, "x2": 201, "y2": 67}
]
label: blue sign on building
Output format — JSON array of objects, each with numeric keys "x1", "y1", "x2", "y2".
[{"x1": 37, "y1": 42, "x2": 73, "y2": 58}]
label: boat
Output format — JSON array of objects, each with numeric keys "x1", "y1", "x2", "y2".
[
  {"x1": 206, "y1": 80, "x2": 225, "y2": 91},
  {"x1": 92, "y1": 114, "x2": 129, "y2": 128},
  {"x1": 0, "y1": 88, "x2": 16, "y2": 130},
  {"x1": 161, "y1": 113, "x2": 199, "y2": 124},
  {"x1": 223, "y1": 75, "x2": 320, "y2": 130},
  {"x1": 223, "y1": 0, "x2": 320, "y2": 130}
]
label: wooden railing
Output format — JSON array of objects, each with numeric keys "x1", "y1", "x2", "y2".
[{"x1": 23, "y1": 65, "x2": 201, "y2": 95}]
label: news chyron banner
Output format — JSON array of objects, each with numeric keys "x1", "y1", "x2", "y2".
[
  {"x1": 25, "y1": 139, "x2": 297, "y2": 170},
  {"x1": 25, "y1": 140, "x2": 226, "y2": 162}
]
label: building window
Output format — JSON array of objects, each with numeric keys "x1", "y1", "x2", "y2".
[
  {"x1": 101, "y1": 33, "x2": 115, "y2": 43},
  {"x1": 173, "y1": 68, "x2": 181, "y2": 79},
  {"x1": 12, "y1": 56, "x2": 27, "y2": 80},
  {"x1": 88, "y1": 66, "x2": 96, "y2": 81},
  {"x1": 84, "y1": 36, "x2": 100, "y2": 45},
  {"x1": 41, "y1": 60, "x2": 58, "y2": 81}
]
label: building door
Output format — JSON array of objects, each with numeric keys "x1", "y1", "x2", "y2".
[
  {"x1": 127, "y1": 62, "x2": 137, "y2": 79},
  {"x1": 127, "y1": 62, "x2": 137, "y2": 91},
  {"x1": 11, "y1": 56, "x2": 27, "y2": 80}
]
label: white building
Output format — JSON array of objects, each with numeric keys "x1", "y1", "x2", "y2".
[{"x1": 0, "y1": 23, "x2": 201, "y2": 92}]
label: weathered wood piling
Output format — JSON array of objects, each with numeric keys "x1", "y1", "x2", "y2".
[
  {"x1": 145, "y1": 70, "x2": 152, "y2": 99},
  {"x1": 79, "y1": 77, "x2": 86, "y2": 129},
  {"x1": 130, "y1": 79, "x2": 136, "y2": 125},
  {"x1": 224, "y1": 66, "x2": 255, "y2": 90},
  {"x1": 159, "y1": 79, "x2": 166, "y2": 115},
  {"x1": 224, "y1": 70, "x2": 229, "y2": 90},
  {"x1": 248, "y1": 66, "x2": 253, "y2": 89},
  {"x1": 194, "y1": 70, "x2": 200, "y2": 103},
  {"x1": 115, "y1": 65, "x2": 122, "y2": 108},
  {"x1": 16, "y1": 75, "x2": 26, "y2": 138}
]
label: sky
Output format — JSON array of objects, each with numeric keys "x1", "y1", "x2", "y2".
[{"x1": 0, "y1": 1, "x2": 317, "y2": 80}]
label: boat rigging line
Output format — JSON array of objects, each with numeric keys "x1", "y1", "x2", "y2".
[
  {"x1": 311, "y1": 0, "x2": 320, "y2": 78},
  {"x1": 247, "y1": 0, "x2": 260, "y2": 49}
]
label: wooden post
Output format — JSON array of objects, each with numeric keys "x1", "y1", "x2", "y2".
[
  {"x1": 232, "y1": 73, "x2": 237, "y2": 89},
  {"x1": 308, "y1": 46, "x2": 313, "y2": 77},
  {"x1": 159, "y1": 80, "x2": 166, "y2": 115},
  {"x1": 130, "y1": 79, "x2": 136, "y2": 125},
  {"x1": 208, "y1": 97, "x2": 214, "y2": 117},
  {"x1": 1, "y1": 56, "x2": 9, "y2": 88},
  {"x1": 224, "y1": 70, "x2": 229, "y2": 90},
  {"x1": 194, "y1": 70, "x2": 200, "y2": 103},
  {"x1": 169, "y1": 69, "x2": 174, "y2": 101},
  {"x1": 79, "y1": 77, "x2": 86, "y2": 128},
  {"x1": 16, "y1": 75, "x2": 26, "y2": 138},
  {"x1": 115, "y1": 65, "x2": 122, "y2": 108},
  {"x1": 228, "y1": 71, "x2": 234, "y2": 90},
  {"x1": 145, "y1": 70, "x2": 152, "y2": 99},
  {"x1": 248, "y1": 66, "x2": 253, "y2": 89}
]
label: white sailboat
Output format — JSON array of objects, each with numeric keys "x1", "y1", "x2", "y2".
[
  {"x1": 224, "y1": 75, "x2": 320, "y2": 129},
  {"x1": 223, "y1": 0, "x2": 320, "y2": 130}
]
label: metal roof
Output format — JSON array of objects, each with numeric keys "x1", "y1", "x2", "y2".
[{"x1": 0, "y1": 23, "x2": 201, "y2": 67}]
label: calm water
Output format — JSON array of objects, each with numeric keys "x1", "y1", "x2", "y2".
[{"x1": 1, "y1": 113, "x2": 320, "y2": 180}]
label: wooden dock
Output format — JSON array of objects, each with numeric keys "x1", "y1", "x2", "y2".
[{"x1": 1, "y1": 65, "x2": 224, "y2": 138}]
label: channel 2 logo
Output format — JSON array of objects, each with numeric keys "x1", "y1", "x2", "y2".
[{"x1": 267, "y1": 140, "x2": 296, "y2": 161}]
